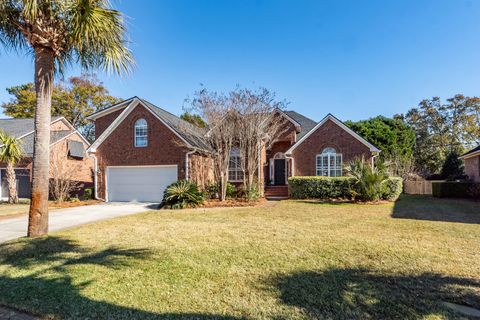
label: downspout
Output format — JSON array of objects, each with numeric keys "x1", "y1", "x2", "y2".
[
  {"x1": 185, "y1": 149, "x2": 197, "y2": 181},
  {"x1": 88, "y1": 152, "x2": 105, "y2": 201}
]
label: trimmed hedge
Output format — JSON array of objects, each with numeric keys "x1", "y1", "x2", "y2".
[
  {"x1": 382, "y1": 177, "x2": 403, "y2": 201},
  {"x1": 432, "y1": 181, "x2": 480, "y2": 198},
  {"x1": 288, "y1": 176, "x2": 403, "y2": 201}
]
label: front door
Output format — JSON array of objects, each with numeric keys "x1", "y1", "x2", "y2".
[{"x1": 274, "y1": 159, "x2": 286, "y2": 185}]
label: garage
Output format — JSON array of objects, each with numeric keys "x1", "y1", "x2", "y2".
[{"x1": 106, "y1": 165, "x2": 178, "y2": 202}]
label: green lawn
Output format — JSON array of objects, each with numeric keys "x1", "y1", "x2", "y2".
[{"x1": 0, "y1": 195, "x2": 479, "y2": 319}]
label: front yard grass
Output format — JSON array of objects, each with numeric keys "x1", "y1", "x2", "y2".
[{"x1": 0, "y1": 195, "x2": 478, "y2": 319}]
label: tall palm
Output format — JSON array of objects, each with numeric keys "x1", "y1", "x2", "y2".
[
  {"x1": 0, "y1": 131, "x2": 24, "y2": 204},
  {"x1": 0, "y1": 0, "x2": 134, "y2": 236}
]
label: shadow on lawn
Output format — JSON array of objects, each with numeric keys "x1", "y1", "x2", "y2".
[
  {"x1": 0, "y1": 237, "x2": 245, "y2": 320},
  {"x1": 391, "y1": 195, "x2": 480, "y2": 224},
  {"x1": 271, "y1": 268, "x2": 480, "y2": 319}
]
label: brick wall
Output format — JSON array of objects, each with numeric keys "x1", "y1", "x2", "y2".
[
  {"x1": 94, "y1": 109, "x2": 125, "y2": 139},
  {"x1": 189, "y1": 153, "x2": 214, "y2": 189},
  {"x1": 50, "y1": 132, "x2": 93, "y2": 183},
  {"x1": 464, "y1": 155, "x2": 480, "y2": 182},
  {"x1": 292, "y1": 119, "x2": 373, "y2": 176},
  {"x1": 93, "y1": 104, "x2": 191, "y2": 199}
]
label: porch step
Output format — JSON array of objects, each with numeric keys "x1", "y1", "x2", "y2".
[{"x1": 265, "y1": 185, "x2": 289, "y2": 199}]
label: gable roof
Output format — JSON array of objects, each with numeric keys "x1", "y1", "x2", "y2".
[
  {"x1": 460, "y1": 145, "x2": 480, "y2": 159},
  {"x1": 0, "y1": 117, "x2": 90, "y2": 156},
  {"x1": 286, "y1": 113, "x2": 380, "y2": 154},
  {"x1": 88, "y1": 97, "x2": 210, "y2": 152},
  {"x1": 86, "y1": 97, "x2": 136, "y2": 120},
  {"x1": 283, "y1": 111, "x2": 317, "y2": 140},
  {"x1": 0, "y1": 116, "x2": 62, "y2": 139}
]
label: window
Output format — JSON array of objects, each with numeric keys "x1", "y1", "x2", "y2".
[
  {"x1": 228, "y1": 148, "x2": 244, "y2": 182},
  {"x1": 134, "y1": 118, "x2": 148, "y2": 147},
  {"x1": 316, "y1": 147, "x2": 342, "y2": 177}
]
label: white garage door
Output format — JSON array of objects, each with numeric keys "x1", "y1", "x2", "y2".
[{"x1": 107, "y1": 166, "x2": 178, "y2": 202}]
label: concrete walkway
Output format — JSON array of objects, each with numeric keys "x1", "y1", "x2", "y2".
[{"x1": 0, "y1": 203, "x2": 157, "y2": 244}]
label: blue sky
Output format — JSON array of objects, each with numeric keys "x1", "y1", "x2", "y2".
[{"x1": 1, "y1": 0, "x2": 480, "y2": 121}]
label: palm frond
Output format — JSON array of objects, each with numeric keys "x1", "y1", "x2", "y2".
[
  {"x1": 0, "y1": 130, "x2": 24, "y2": 164},
  {"x1": 68, "y1": 0, "x2": 134, "y2": 75}
]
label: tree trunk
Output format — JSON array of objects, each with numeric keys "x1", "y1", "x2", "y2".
[
  {"x1": 6, "y1": 162, "x2": 18, "y2": 204},
  {"x1": 220, "y1": 173, "x2": 227, "y2": 201},
  {"x1": 27, "y1": 47, "x2": 54, "y2": 237}
]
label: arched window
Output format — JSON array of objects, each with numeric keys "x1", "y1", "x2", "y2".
[
  {"x1": 134, "y1": 118, "x2": 148, "y2": 147},
  {"x1": 228, "y1": 148, "x2": 244, "y2": 182},
  {"x1": 316, "y1": 147, "x2": 342, "y2": 177}
]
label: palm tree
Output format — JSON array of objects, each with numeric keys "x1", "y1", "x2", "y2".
[
  {"x1": 0, "y1": 0, "x2": 134, "y2": 237},
  {"x1": 0, "y1": 131, "x2": 24, "y2": 204}
]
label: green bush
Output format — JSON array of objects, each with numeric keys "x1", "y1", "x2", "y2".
[
  {"x1": 289, "y1": 176, "x2": 402, "y2": 201},
  {"x1": 82, "y1": 187, "x2": 93, "y2": 200},
  {"x1": 288, "y1": 176, "x2": 356, "y2": 199},
  {"x1": 204, "y1": 182, "x2": 236, "y2": 199},
  {"x1": 345, "y1": 157, "x2": 389, "y2": 201},
  {"x1": 432, "y1": 181, "x2": 480, "y2": 198},
  {"x1": 381, "y1": 177, "x2": 403, "y2": 201},
  {"x1": 162, "y1": 180, "x2": 204, "y2": 209}
]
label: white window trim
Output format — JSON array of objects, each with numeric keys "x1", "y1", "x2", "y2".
[
  {"x1": 316, "y1": 150, "x2": 343, "y2": 177},
  {"x1": 134, "y1": 118, "x2": 148, "y2": 147},
  {"x1": 228, "y1": 149, "x2": 244, "y2": 182}
]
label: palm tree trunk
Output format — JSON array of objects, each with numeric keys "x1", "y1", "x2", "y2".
[
  {"x1": 27, "y1": 47, "x2": 54, "y2": 237},
  {"x1": 6, "y1": 162, "x2": 18, "y2": 204}
]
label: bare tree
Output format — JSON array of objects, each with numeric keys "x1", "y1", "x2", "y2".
[
  {"x1": 233, "y1": 88, "x2": 288, "y2": 199},
  {"x1": 49, "y1": 146, "x2": 81, "y2": 203},
  {"x1": 189, "y1": 89, "x2": 237, "y2": 201}
]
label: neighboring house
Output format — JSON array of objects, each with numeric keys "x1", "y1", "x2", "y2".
[
  {"x1": 87, "y1": 97, "x2": 380, "y2": 202},
  {"x1": 0, "y1": 117, "x2": 93, "y2": 199},
  {"x1": 460, "y1": 145, "x2": 480, "y2": 182}
]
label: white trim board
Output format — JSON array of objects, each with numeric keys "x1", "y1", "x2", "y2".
[
  {"x1": 460, "y1": 150, "x2": 480, "y2": 160},
  {"x1": 87, "y1": 98, "x2": 195, "y2": 153},
  {"x1": 285, "y1": 114, "x2": 380, "y2": 154},
  {"x1": 86, "y1": 97, "x2": 135, "y2": 120}
]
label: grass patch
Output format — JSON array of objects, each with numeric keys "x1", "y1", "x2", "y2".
[{"x1": 0, "y1": 195, "x2": 479, "y2": 319}]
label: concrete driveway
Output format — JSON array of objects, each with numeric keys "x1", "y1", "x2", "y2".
[{"x1": 0, "y1": 202, "x2": 157, "y2": 244}]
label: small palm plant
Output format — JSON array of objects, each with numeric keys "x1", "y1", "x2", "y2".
[
  {"x1": 0, "y1": 131, "x2": 24, "y2": 204},
  {"x1": 345, "y1": 156, "x2": 389, "y2": 202},
  {"x1": 162, "y1": 180, "x2": 204, "y2": 209}
]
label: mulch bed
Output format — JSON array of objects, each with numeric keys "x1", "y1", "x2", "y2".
[
  {"x1": 50, "y1": 199, "x2": 101, "y2": 208},
  {"x1": 198, "y1": 198, "x2": 268, "y2": 208}
]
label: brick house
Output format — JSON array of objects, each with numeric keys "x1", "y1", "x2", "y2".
[
  {"x1": 0, "y1": 117, "x2": 93, "y2": 199},
  {"x1": 460, "y1": 145, "x2": 480, "y2": 182},
  {"x1": 87, "y1": 97, "x2": 380, "y2": 202}
]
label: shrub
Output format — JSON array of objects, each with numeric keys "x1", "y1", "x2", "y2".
[
  {"x1": 162, "y1": 180, "x2": 204, "y2": 209},
  {"x1": 82, "y1": 187, "x2": 93, "y2": 200},
  {"x1": 288, "y1": 176, "x2": 356, "y2": 199},
  {"x1": 345, "y1": 157, "x2": 389, "y2": 201},
  {"x1": 381, "y1": 177, "x2": 403, "y2": 201},
  {"x1": 204, "y1": 182, "x2": 236, "y2": 199},
  {"x1": 441, "y1": 150, "x2": 466, "y2": 180},
  {"x1": 236, "y1": 181, "x2": 261, "y2": 201},
  {"x1": 432, "y1": 181, "x2": 480, "y2": 198},
  {"x1": 288, "y1": 176, "x2": 402, "y2": 201}
]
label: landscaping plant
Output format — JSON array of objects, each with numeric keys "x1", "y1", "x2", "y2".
[
  {"x1": 345, "y1": 157, "x2": 389, "y2": 201},
  {"x1": 162, "y1": 180, "x2": 204, "y2": 209},
  {"x1": 0, "y1": 131, "x2": 23, "y2": 203}
]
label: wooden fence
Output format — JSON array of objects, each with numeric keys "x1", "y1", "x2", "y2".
[{"x1": 403, "y1": 180, "x2": 445, "y2": 195}]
